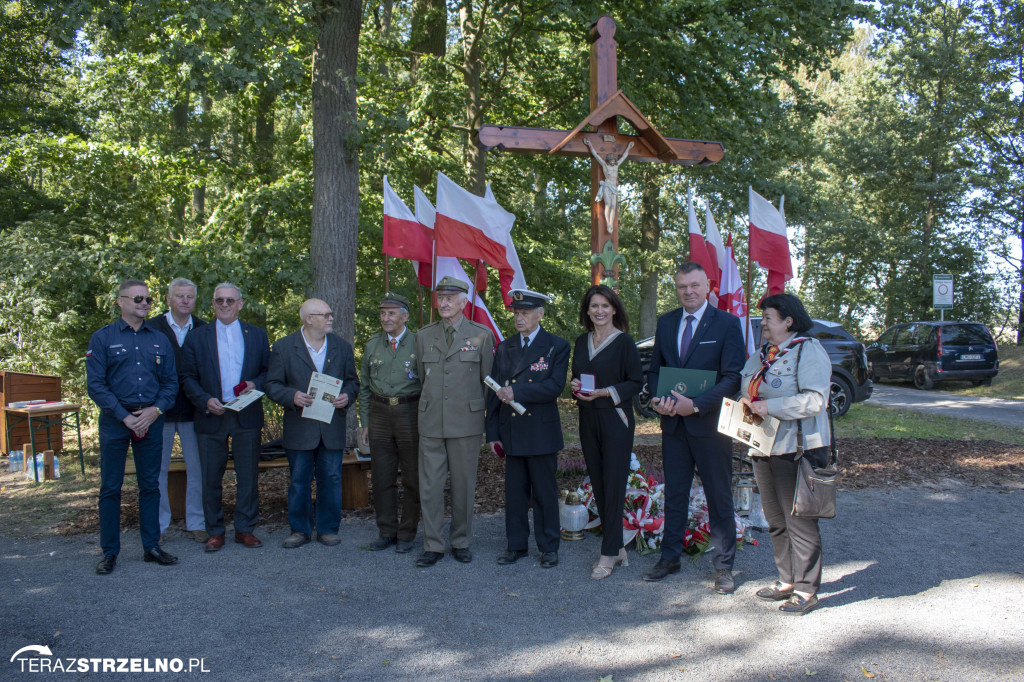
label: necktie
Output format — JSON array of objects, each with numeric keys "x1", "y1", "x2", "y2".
[
  {"x1": 390, "y1": 338, "x2": 398, "y2": 352},
  {"x1": 522, "y1": 337, "x2": 529, "y2": 351},
  {"x1": 445, "y1": 325, "x2": 454, "y2": 348},
  {"x1": 679, "y1": 314, "x2": 695, "y2": 362}
]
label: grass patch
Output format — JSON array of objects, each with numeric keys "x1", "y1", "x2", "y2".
[{"x1": 836, "y1": 402, "x2": 1024, "y2": 445}]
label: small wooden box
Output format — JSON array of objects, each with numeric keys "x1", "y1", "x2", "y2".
[{"x1": 0, "y1": 372, "x2": 63, "y2": 454}]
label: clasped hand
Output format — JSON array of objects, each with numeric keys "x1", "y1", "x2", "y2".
[
  {"x1": 652, "y1": 391, "x2": 696, "y2": 417},
  {"x1": 570, "y1": 378, "x2": 608, "y2": 402},
  {"x1": 122, "y1": 406, "x2": 160, "y2": 438}
]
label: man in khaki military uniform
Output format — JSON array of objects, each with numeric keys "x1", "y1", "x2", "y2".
[
  {"x1": 414, "y1": 276, "x2": 494, "y2": 567},
  {"x1": 359, "y1": 293, "x2": 421, "y2": 554}
]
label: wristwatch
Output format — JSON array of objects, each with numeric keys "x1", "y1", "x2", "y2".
[
  {"x1": 692, "y1": 404, "x2": 700, "y2": 414},
  {"x1": 155, "y1": 406, "x2": 163, "y2": 416}
]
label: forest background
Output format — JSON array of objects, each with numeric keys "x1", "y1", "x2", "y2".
[{"x1": 2, "y1": 0, "x2": 1022, "y2": 403}]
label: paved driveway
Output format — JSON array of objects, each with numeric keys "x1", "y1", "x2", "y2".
[{"x1": 869, "y1": 383, "x2": 1024, "y2": 427}]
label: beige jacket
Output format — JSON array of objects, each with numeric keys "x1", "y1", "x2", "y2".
[{"x1": 415, "y1": 317, "x2": 495, "y2": 439}]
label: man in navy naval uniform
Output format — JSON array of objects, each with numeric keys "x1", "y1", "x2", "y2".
[
  {"x1": 486, "y1": 289, "x2": 570, "y2": 569},
  {"x1": 87, "y1": 278, "x2": 180, "y2": 574}
]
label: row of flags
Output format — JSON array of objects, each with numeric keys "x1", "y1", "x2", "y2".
[{"x1": 382, "y1": 174, "x2": 794, "y2": 358}]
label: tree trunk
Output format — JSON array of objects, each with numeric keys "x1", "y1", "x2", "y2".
[
  {"x1": 255, "y1": 89, "x2": 276, "y2": 184},
  {"x1": 311, "y1": 0, "x2": 362, "y2": 345},
  {"x1": 460, "y1": 4, "x2": 486, "y2": 193},
  {"x1": 410, "y1": 0, "x2": 446, "y2": 60},
  {"x1": 171, "y1": 97, "x2": 190, "y2": 234},
  {"x1": 637, "y1": 177, "x2": 661, "y2": 339},
  {"x1": 192, "y1": 94, "x2": 212, "y2": 225}
]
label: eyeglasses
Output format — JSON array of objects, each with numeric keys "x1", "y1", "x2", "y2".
[
  {"x1": 120, "y1": 295, "x2": 154, "y2": 305},
  {"x1": 214, "y1": 297, "x2": 240, "y2": 305},
  {"x1": 309, "y1": 312, "x2": 334, "y2": 319}
]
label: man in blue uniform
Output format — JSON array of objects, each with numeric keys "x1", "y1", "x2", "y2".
[
  {"x1": 486, "y1": 289, "x2": 570, "y2": 569},
  {"x1": 86, "y1": 278, "x2": 180, "y2": 575}
]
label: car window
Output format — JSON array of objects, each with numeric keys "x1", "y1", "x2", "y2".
[
  {"x1": 812, "y1": 325, "x2": 852, "y2": 341},
  {"x1": 942, "y1": 324, "x2": 993, "y2": 345},
  {"x1": 876, "y1": 327, "x2": 897, "y2": 345},
  {"x1": 912, "y1": 325, "x2": 935, "y2": 345},
  {"x1": 894, "y1": 326, "x2": 915, "y2": 345}
]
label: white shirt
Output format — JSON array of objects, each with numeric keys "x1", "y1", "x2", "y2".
[
  {"x1": 677, "y1": 300, "x2": 708, "y2": 353},
  {"x1": 301, "y1": 327, "x2": 328, "y2": 374},
  {"x1": 164, "y1": 311, "x2": 193, "y2": 347},
  {"x1": 520, "y1": 325, "x2": 541, "y2": 349},
  {"x1": 389, "y1": 328, "x2": 407, "y2": 349},
  {"x1": 216, "y1": 320, "x2": 245, "y2": 403}
]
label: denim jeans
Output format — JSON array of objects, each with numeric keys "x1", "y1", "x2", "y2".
[{"x1": 286, "y1": 443, "x2": 343, "y2": 536}]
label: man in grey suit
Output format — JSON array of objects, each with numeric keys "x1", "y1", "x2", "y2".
[
  {"x1": 265, "y1": 298, "x2": 359, "y2": 548},
  {"x1": 414, "y1": 276, "x2": 494, "y2": 567}
]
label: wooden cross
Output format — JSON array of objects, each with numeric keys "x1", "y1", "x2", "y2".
[{"x1": 476, "y1": 15, "x2": 725, "y2": 286}]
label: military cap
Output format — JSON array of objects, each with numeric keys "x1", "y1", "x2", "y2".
[
  {"x1": 508, "y1": 289, "x2": 551, "y2": 309},
  {"x1": 379, "y1": 292, "x2": 410, "y2": 311},
  {"x1": 435, "y1": 276, "x2": 470, "y2": 294}
]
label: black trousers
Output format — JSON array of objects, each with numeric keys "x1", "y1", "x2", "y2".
[
  {"x1": 368, "y1": 399, "x2": 420, "y2": 542},
  {"x1": 504, "y1": 453, "x2": 560, "y2": 553},
  {"x1": 579, "y1": 408, "x2": 633, "y2": 556},
  {"x1": 197, "y1": 410, "x2": 261, "y2": 535},
  {"x1": 660, "y1": 428, "x2": 736, "y2": 570},
  {"x1": 753, "y1": 451, "x2": 823, "y2": 593}
]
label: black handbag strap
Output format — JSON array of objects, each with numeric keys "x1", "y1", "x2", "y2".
[{"x1": 791, "y1": 341, "x2": 838, "y2": 467}]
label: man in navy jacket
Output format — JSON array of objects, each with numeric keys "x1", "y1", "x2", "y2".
[
  {"x1": 644, "y1": 262, "x2": 745, "y2": 594},
  {"x1": 182, "y1": 283, "x2": 270, "y2": 552}
]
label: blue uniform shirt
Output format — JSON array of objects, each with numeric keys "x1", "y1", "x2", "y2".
[{"x1": 86, "y1": 319, "x2": 178, "y2": 421}]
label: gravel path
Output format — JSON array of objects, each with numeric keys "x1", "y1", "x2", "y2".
[
  {"x1": 3, "y1": 486, "x2": 1022, "y2": 681},
  {"x1": 870, "y1": 384, "x2": 1024, "y2": 427}
]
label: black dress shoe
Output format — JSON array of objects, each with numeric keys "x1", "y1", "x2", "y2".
[
  {"x1": 415, "y1": 551, "x2": 444, "y2": 567},
  {"x1": 713, "y1": 569, "x2": 736, "y2": 594},
  {"x1": 95, "y1": 555, "x2": 116, "y2": 575},
  {"x1": 779, "y1": 593, "x2": 819, "y2": 615},
  {"x1": 643, "y1": 558, "x2": 681, "y2": 582},
  {"x1": 755, "y1": 582, "x2": 795, "y2": 601},
  {"x1": 368, "y1": 536, "x2": 397, "y2": 551},
  {"x1": 540, "y1": 551, "x2": 559, "y2": 568},
  {"x1": 143, "y1": 547, "x2": 179, "y2": 566},
  {"x1": 395, "y1": 539, "x2": 416, "y2": 554},
  {"x1": 452, "y1": 547, "x2": 472, "y2": 563},
  {"x1": 497, "y1": 549, "x2": 528, "y2": 565}
]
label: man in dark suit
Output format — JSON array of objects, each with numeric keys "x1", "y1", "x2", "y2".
[
  {"x1": 486, "y1": 290, "x2": 570, "y2": 569},
  {"x1": 643, "y1": 262, "x2": 745, "y2": 594},
  {"x1": 181, "y1": 282, "x2": 270, "y2": 552},
  {"x1": 265, "y1": 298, "x2": 358, "y2": 548},
  {"x1": 149, "y1": 277, "x2": 207, "y2": 543}
]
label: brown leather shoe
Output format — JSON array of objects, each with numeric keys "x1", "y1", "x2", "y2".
[
  {"x1": 235, "y1": 532, "x2": 263, "y2": 548},
  {"x1": 204, "y1": 534, "x2": 225, "y2": 552}
]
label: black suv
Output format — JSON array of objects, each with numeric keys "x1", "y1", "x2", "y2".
[
  {"x1": 634, "y1": 318, "x2": 873, "y2": 418},
  {"x1": 866, "y1": 321, "x2": 999, "y2": 389}
]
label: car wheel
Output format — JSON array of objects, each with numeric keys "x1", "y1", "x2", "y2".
[
  {"x1": 913, "y1": 364, "x2": 934, "y2": 390},
  {"x1": 828, "y1": 377, "x2": 853, "y2": 417},
  {"x1": 633, "y1": 381, "x2": 658, "y2": 419}
]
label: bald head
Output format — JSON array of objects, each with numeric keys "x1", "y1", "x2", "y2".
[{"x1": 300, "y1": 298, "x2": 334, "y2": 340}]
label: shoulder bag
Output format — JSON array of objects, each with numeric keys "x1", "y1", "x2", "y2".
[{"x1": 790, "y1": 341, "x2": 838, "y2": 519}]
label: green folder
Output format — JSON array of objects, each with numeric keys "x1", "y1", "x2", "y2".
[{"x1": 654, "y1": 367, "x2": 718, "y2": 398}]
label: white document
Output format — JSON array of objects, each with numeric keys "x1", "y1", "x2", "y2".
[
  {"x1": 717, "y1": 397, "x2": 780, "y2": 457},
  {"x1": 224, "y1": 390, "x2": 265, "y2": 412},
  {"x1": 483, "y1": 376, "x2": 526, "y2": 415},
  {"x1": 303, "y1": 372, "x2": 343, "y2": 424}
]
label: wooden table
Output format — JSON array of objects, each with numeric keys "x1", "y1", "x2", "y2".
[
  {"x1": 126, "y1": 450, "x2": 371, "y2": 517},
  {"x1": 3, "y1": 403, "x2": 84, "y2": 482}
]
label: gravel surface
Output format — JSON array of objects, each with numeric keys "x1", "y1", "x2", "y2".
[{"x1": 4, "y1": 485, "x2": 1023, "y2": 681}]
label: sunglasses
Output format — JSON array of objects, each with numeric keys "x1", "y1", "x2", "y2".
[
  {"x1": 120, "y1": 295, "x2": 154, "y2": 305},
  {"x1": 309, "y1": 312, "x2": 334, "y2": 319},
  {"x1": 214, "y1": 297, "x2": 240, "y2": 305}
]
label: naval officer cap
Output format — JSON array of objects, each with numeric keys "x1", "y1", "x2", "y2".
[
  {"x1": 379, "y1": 292, "x2": 410, "y2": 311},
  {"x1": 434, "y1": 276, "x2": 470, "y2": 294},
  {"x1": 509, "y1": 289, "x2": 551, "y2": 309}
]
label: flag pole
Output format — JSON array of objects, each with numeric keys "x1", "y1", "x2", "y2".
[
  {"x1": 470, "y1": 260, "x2": 481, "y2": 321},
  {"x1": 430, "y1": 223, "x2": 438, "y2": 324},
  {"x1": 745, "y1": 238, "x2": 752, "y2": 347},
  {"x1": 417, "y1": 284, "x2": 424, "y2": 329},
  {"x1": 384, "y1": 254, "x2": 390, "y2": 294}
]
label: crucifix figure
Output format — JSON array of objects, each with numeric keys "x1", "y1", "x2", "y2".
[
  {"x1": 477, "y1": 15, "x2": 725, "y2": 287},
  {"x1": 584, "y1": 138, "x2": 633, "y2": 232}
]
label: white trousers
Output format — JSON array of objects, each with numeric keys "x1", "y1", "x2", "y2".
[{"x1": 160, "y1": 421, "x2": 205, "y2": 532}]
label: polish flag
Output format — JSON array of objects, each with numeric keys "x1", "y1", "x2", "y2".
[
  {"x1": 718, "y1": 233, "x2": 756, "y2": 357},
  {"x1": 412, "y1": 185, "x2": 436, "y2": 287},
  {"x1": 748, "y1": 187, "x2": 793, "y2": 295},
  {"x1": 687, "y1": 189, "x2": 718, "y2": 292},
  {"x1": 414, "y1": 187, "x2": 504, "y2": 343},
  {"x1": 435, "y1": 172, "x2": 526, "y2": 307},
  {"x1": 383, "y1": 176, "x2": 433, "y2": 264},
  {"x1": 704, "y1": 203, "x2": 725, "y2": 289}
]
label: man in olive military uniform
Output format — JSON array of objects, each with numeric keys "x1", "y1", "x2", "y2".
[
  {"x1": 359, "y1": 293, "x2": 422, "y2": 554},
  {"x1": 486, "y1": 289, "x2": 570, "y2": 569},
  {"x1": 414, "y1": 276, "x2": 494, "y2": 567}
]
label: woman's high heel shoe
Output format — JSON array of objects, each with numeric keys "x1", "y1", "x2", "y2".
[{"x1": 591, "y1": 548, "x2": 629, "y2": 579}]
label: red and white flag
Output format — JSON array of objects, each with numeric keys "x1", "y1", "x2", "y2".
[
  {"x1": 687, "y1": 189, "x2": 718, "y2": 292},
  {"x1": 718, "y1": 233, "x2": 756, "y2": 357},
  {"x1": 383, "y1": 176, "x2": 433, "y2": 265},
  {"x1": 704, "y1": 203, "x2": 725, "y2": 289},
  {"x1": 414, "y1": 187, "x2": 504, "y2": 343},
  {"x1": 748, "y1": 187, "x2": 793, "y2": 296},
  {"x1": 435, "y1": 172, "x2": 526, "y2": 307}
]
